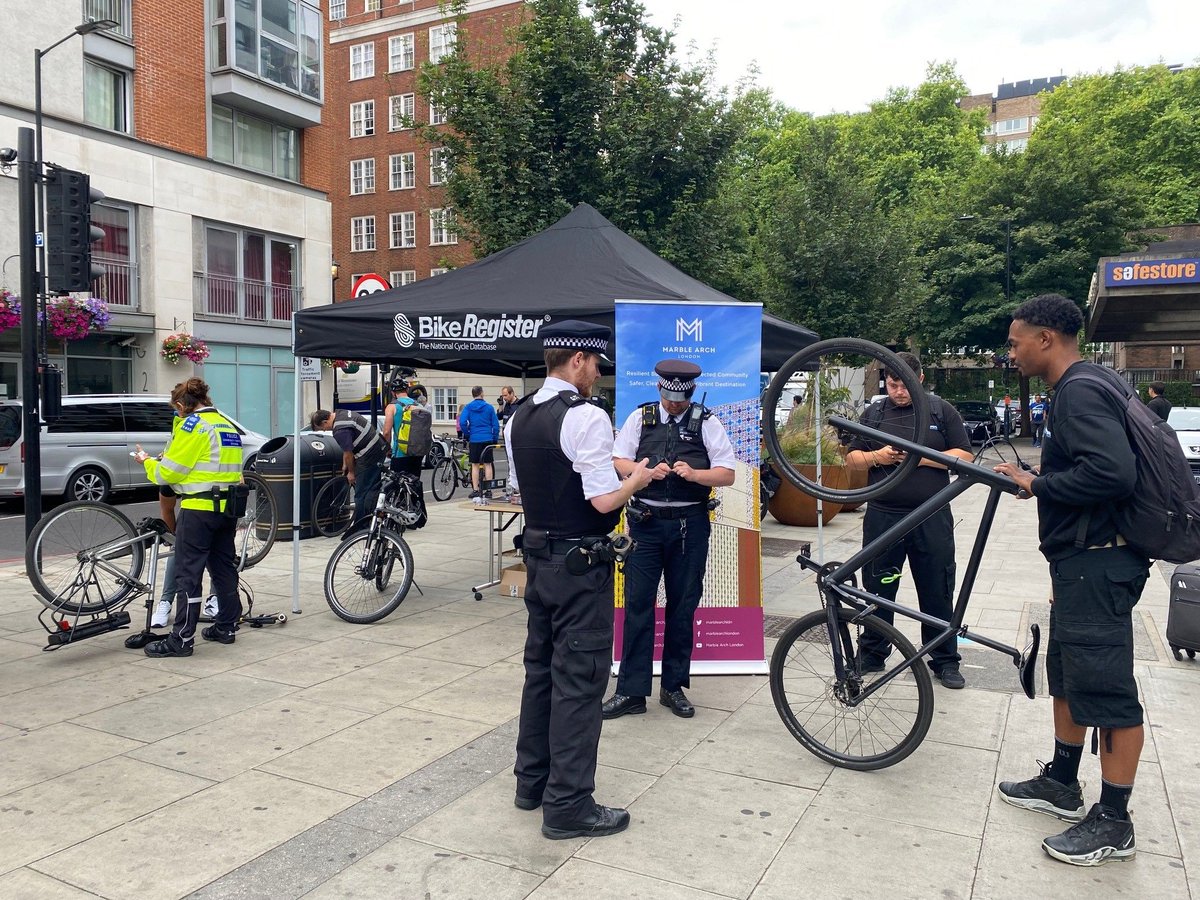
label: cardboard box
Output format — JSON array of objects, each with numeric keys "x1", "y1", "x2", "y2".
[{"x1": 499, "y1": 562, "x2": 527, "y2": 598}]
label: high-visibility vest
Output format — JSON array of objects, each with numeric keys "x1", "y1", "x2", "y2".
[{"x1": 144, "y1": 407, "x2": 243, "y2": 511}]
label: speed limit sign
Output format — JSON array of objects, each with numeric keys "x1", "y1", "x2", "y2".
[{"x1": 352, "y1": 273, "x2": 391, "y2": 298}]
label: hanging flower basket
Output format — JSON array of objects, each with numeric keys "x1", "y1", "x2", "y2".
[
  {"x1": 0, "y1": 290, "x2": 20, "y2": 334},
  {"x1": 322, "y1": 359, "x2": 360, "y2": 374},
  {"x1": 43, "y1": 296, "x2": 111, "y2": 342},
  {"x1": 160, "y1": 332, "x2": 211, "y2": 364}
]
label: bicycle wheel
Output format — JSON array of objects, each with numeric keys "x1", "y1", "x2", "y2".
[
  {"x1": 771, "y1": 607, "x2": 934, "y2": 770},
  {"x1": 762, "y1": 338, "x2": 927, "y2": 504},
  {"x1": 313, "y1": 475, "x2": 355, "y2": 537},
  {"x1": 431, "y1": 459, "x2": 457, "y2": 501},
  {"x1": 973, "y1": 437, "x2": 1023, "y2": 469},
  {"x1": 323, "y1": 529, "x2": 414, "y2": 623},
  {"x1": 235, "y1": 472, "x2": 278, "y2": 569},
  {"x1": 26, "y1": 501, "x2": 144, "y2": 614}
]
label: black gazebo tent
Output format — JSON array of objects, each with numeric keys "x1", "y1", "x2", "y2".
[{"x1": 293, "y1": 203, "x2": 818, "y2": 374}]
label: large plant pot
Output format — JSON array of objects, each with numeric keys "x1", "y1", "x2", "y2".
[
  {"x1": 839, "y1": 465, "x2": 869, "y2": 511},
  {"x1": 768, "y1": 463, "x2": 846, "y2": 526}
]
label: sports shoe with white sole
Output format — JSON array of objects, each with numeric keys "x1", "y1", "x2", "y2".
[
  {"x1": 1042, "y1": 803, "x2": 1135, "y2": 866},
  {"x1": 150, "y1": 599, "x2": 173, "y2": 628},
  {"x1": 997, "y1": 761, "x2": 1086, "y2": 822}
]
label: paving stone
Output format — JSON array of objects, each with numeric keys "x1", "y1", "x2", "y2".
[
  {"x1": 528, "y1": 859, "x2": 727, "y2": 899},
  {"x1": 0, "y1": 721, "x2": 141, "y2": 795}
]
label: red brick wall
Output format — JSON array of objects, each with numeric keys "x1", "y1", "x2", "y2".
[{"x1": 132, "y1": 2, "x2": 208, "y2": 157}]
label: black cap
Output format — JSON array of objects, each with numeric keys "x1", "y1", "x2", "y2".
[
  {"x1": 655, "y1": 359, "x2": 701, "y2": 401},
  {"x1": 541, "y1": 319, "x2": 612, "y2": 363}
]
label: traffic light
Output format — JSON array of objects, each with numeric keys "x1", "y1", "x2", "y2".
[{"x1": 45, "y1": 167, "x2": 105, "y2": 292}]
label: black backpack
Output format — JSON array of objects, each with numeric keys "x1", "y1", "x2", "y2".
[
  {"x1": 1064, "y1": 371, "x2": 1200, "y2": 563},
  {"x1": 859, "y1": 393, "x2": 947, "y2": 444}
]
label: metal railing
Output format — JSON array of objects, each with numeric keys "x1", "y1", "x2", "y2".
[
  {"x1": 83, "y1": 0, "x2": 132, "y2": 40},
  {"x1": 1123, "y1": 368, "x2": 1200, "y2": 386},
  {"x1": 195, "y1": 273, "x2": 301, "y2": 323},
  {"x1": 92, "y1": 258, "x2": 138, "y2": 308}
]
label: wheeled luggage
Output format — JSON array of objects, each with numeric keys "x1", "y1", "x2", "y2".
[{"x1": 1167, "y1": 562, "x2": 1200, "y2": 661}]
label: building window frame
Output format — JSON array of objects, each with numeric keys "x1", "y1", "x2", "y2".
[
  {"x1": 389, "y1": 93, "x2": 415, "y2": 131},
  {"x1": 349, "y1": 99, "x2": 375, "y2": 137},
  {"x1": 329, "y1": 0, "x2": 346, "y2": 19},
  {"x1": 429, "y1": 147, "x2": 449, "y2": 186},
  {"x1": 433, "y1": 386, "x2": 458, "y2": 421},
  {"x1": 211, "y1": 0, "x2": 322, "y2": 100},
  {"x1": 389, "y1": 211, "x2": 416, "y2": 249},
  {"x1": 389, "y1": 270, "x2": 416, "y2": 287},
  {"x1": 92, "y1": 201, "x2": 138, "y2": 309},
  {"x1": 389, "y1": 152, "x2": 415, "y2": 190},
  {"x1": 350, "y1": 42, "x2": 375, "y2": 80},
  {"x1": 210, "y1": 103, "x2": 300, "y2": 181},
  {"x1": 429, "y1": 22, "x2": 457, "y2": 63},
  {"x1": 197, "y1": 222, "x2": 302, "y2": 324},
  {"x1": 351, "y1": 216, "x2": 376, "y2": 252},
  {"x1": 388, "y1": 32, "x2": 415, "y2": 71},
  {"x1": 430, "y1": 208, "x2": 457, "y2": 246},
  {"x1": 83, "y1": 58, "x2": 131, "y2": 134},
  {"x1": 350, "y1": 158, "x2": 376, "y2": 195}
]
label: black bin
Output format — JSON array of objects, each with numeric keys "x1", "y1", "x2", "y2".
[{"x1": 255, "y1": 434, "x2": 341, "y2": 540}]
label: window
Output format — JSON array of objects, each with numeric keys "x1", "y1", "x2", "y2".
[
  {"x1": 329, "y1": 0, "x2": 346, "y2": 18},
  {"x1": 429, "y1": 22, "x2": 457, "y2": 63},
  {"x1": 350, "y1": 158, "x2": 375, "y2": 194},
  {"x1": 388, "y1": 33, "x2": 414, "y2": 71},
  {"x1": 390, "y1": 270, "x2": 416, "y2": 287},
  {"x1": 389, "y1": 93, "x2": 415, "y2": 130},
  {"x1": 389, "y1": 152, "x2": 415, "y2": 190},
  {"x1": 389, "y1": 211, "x2": 416, "y2": 249},
  {"x1": 429, "y1": 101, "x2": 447, "y2": 126},
  {"x1": 84, "y1": 60, "x2": 129, "y2": 133},
  {"x1": 211, "y1": 103, "x2": 299, "y2": 180},
  {"x1": 200, "y1": 224, "x2": 300, "y2": 322},
  {"x1": 212, "y1": 0, "x2": 322, "y2": 100},
  {"x1": 433, "y1": 387, "x2": 458, "y2": 421},
  {"x1": 429, "y1": 147, "x2": 450, "y2": 185},
  {"x1": 122, "y1": 401, "x2": 174, "y2": 433},
  {"x1": 430, "y1": 267, "x2": 449, "y2": 277},
  {"x1": 364, "y1": 0, "x2": 380, "y2": 10},
  {"x1": 350, "y1": 100, "x2": 375, "y2": 137},
  {"x1": 994, "y1": 117, "x2": 1029, "y2": 135},
  {"x1": 351, "y1": 216, "x2": 376, "y2": 251},
  {"x1": 430, "y1": 208, "x2": 457, "y2": 246},
  {"x1": 92, "y1": 203, "x2": 137, "y2": 309},
  {"x1": 350, "y1": 42, "x2": 374, "y2": 79},
  {"x1": 85, "y1": 0, "x2": 133, "y2": 40}
]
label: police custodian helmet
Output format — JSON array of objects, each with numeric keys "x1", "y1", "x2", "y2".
[{"x1": 655, "y1": 359, "x2": 701, "y2": 401}]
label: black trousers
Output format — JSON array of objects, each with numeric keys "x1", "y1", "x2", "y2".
[
  {"x1": 171, "y1": 507, "x2": 240, "y2": 646},
  {"x1": 859, "y1": 504, "x2": 960, "y2": 672},
  {"x1": 514, "y1": 551, "x2": 613, "y2": 827},
  {"x1": 354, "y1": 456, "x2": 383, "y2": 526}
]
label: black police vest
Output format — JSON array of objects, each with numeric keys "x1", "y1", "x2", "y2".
[
  {"x1": 634, "y1": 403, "x2": 712, "y2": 503},
  {"x1": 510, "y1": 391, "x2": 620, "y2": 538}
]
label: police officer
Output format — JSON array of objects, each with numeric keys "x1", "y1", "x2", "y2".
[
  {"x1": 310, "y1": 406, "x2": 387, "y2": 529},
  {"x1": 602, "y1": 360, "x2": 736, "y2": 720},
  {"x1": 504, "y1": 320, "x2": 653, "y2": 840},
  {"x1": 135, "y1": 378, "x2": 244, "y2": 657}
]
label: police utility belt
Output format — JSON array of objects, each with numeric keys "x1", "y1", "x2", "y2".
[
  {"x1": 188, "y1": 483, "x2": 250, "y2": 519},
  {"x1": 518, "y1": 527, "x2": 635, "y2": 575},
  {"x1": 626, "y1": 498, "x2": 713, "y2": 523}
]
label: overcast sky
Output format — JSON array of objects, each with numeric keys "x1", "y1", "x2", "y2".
[{"x1": 639, "y1": 0, "x2": 1200, "y2": 114}]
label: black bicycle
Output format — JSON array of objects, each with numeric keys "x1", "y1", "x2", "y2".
[
  {"x1": 762, "y1": 338, "x2": 1040, "y2": 770},
  {"x1": 972, "y1": 433, "x2": 1031, "y2": 471},
  {"x1": 322, "y1": 464, "x2": 421, "y2": 623}
]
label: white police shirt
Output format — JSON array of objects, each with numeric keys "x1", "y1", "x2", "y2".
[{"x1": 613, "y1": 403, "x2": 738, "y2": 506}]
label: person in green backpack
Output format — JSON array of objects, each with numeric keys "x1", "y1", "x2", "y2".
[{"x1": 382, "y1": 376, "x2": 428, "y2": 527}]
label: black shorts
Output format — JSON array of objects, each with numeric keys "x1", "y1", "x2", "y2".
[
  {"x1": 468, "y1": 441, "x2": 493, "y2": 464},
  {"x1": 1046, "y1": 546, "x2": 1149, "y2": 728}
]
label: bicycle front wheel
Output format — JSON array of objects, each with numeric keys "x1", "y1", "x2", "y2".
[
  {"x1": 771, "y1": 607, "x2": 934, "y2": 770},
  {"x1": 313, "y1": 475, "x2": 355, "y2": 537},
  {"x1": 431, "y1": 459, "x2": 457, "y2": 501},
  {"x1": 235, "y1": 472, "x2": 278, "y2": 569},
  {"x1": 324, "y1": 529, "x2": 414, "y2": 623},
  {"x1": 26, "y1": 501, "x2": 144, "y2": 614}
]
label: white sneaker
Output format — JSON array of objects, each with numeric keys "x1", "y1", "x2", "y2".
[
  {"x1": 151, "y1": 599, "x2": 172, "y2": 628},
  {"x1": 203, "y1": 595, "x2": 219, "y2": 618}
]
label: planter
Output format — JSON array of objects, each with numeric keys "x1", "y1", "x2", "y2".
[
  {"x1": 839, "y1": 465, "x2": 869, "y2": 511},
  {"x1": 768, "y1": 463, "x2": 847, "y2": 527}
]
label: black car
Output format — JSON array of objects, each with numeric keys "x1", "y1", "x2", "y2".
[{"x1": 953, "y1": 401, "x2": 1001, "y2": 445}]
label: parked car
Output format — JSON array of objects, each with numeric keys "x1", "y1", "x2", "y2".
[
  {"x1": 1167, "y1": 407, "x2": 1200, "y2": 483},
  {"x1": 953, "y1": 401, "x2": 1001, "y2": 445},
  {"x1": 994, "y1": 402, "x2": 1022, "y2": 437},
  {"x1": 0, "y1": 395, "x2": 268, "y2": 503}
]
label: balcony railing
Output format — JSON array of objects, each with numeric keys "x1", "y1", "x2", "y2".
[
  {"x1": 93, "y1": 258, "x2": 137, "y2": 309},
  {"x1": 83, "y1": 0, "x2": 132, "y2": 40},
  {"x1": 1123, "y1": 368, "x2": 1200, "y2": 386},
  {"x1": 195, "y1": 273, "x2": 301, "y2": 323}
]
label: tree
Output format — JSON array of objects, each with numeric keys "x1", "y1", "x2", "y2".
[{"x1": 421, "y1": 0, "x2": 737, "y2": 260}]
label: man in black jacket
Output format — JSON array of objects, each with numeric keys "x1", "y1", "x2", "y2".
[
  {"x1": 1146, "y1": 381, "x2": 1171, "y2": 423},
  {"x1": 994, "y1": 293, "x2": 1149, "y2": 866}
]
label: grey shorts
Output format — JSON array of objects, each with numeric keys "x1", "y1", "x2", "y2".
[{"x1": 1046, "y1": 546, "x2": 1149, "y2": 728}]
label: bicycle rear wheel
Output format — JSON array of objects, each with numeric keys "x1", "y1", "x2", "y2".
[
  {"x1": 235, "y1": 472, "x2": 278, "y2": 569},
  {"x1": 973, "y1": 437, "x2": 1023, "y2": 469},
  {"x1": 771, "y1": 607, "x2": 934, "y2": 770},
  {"x1": 431, "y1": 459, "x2": 457, "y2": 501},
  {"x1": 313, "y1": 475, "x2": 355, "y2": 537},
  {"x1": 323, "y1": 529, "x2": 414, "y2": 623},
  {"x1": 26, "y1": 501, "x2": 144, "y2": 614}
]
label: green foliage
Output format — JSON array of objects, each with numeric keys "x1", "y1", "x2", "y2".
[{"x1": 1162, "y1": 381, "x2": 1196, "y2": 408}]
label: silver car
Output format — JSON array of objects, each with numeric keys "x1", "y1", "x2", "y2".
[{"x1": 1167, "y1": 407, "x2": 1200, "y2": 483}]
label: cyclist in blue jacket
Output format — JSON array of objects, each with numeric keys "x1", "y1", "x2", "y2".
[{"x1": 459, "y1": 385, "x2": 500, "y2": 498}]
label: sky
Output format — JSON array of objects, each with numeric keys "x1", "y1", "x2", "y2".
[{"x1": 638, "y1": 0, "x2": 1200, "y2": 114}]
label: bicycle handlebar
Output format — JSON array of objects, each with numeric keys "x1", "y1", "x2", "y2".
[{"x1": 831, "y1": 416, "x2": 1027, "y2": 497}]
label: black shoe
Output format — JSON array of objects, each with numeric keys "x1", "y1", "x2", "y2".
[
  {"x1": 541, "y1": 804, "x2": 630, "y2": 840},
  {"x1": 468, "y1": 490, "x2": 481, "y2": 499},
  {"x1": 659, "y1": 688, "x2": 695, "y2": 718},
  {"x1": 201, "y1": 624, "x2": 236, "y2": 645},
  {"x1": 935, "y1": 664, "x2": 966, "y2": 689},
  {"x1": 1042, "y1": 804, "x2": 1135, "y2": 866},
  {"x1": 602, "y1": 694, "x2": 647, "y2": 719},
  {"x1": 857, "y1": 656, "x2": 886, "y2": 674},
  {"x1": 998, "y1": 760, "x2": 1086, "y2": 822},
  {"x1": 144, "y1": 637, "x2": 193, "y2": 658},
  {"x1": 514, "y1": 794, "x2": 542, "y2": 811}
]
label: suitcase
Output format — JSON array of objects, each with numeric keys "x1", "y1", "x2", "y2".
[{"x1": 1167, "y1": 563, "x2": 1200, "y2": 661}]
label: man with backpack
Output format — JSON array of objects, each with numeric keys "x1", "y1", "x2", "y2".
[
  {"x1": 382, "y1": 376, "x2": 430, "y2": 527},
  {"x1": 459, "y1": 385, "x2": 500, "y2": 499},
  {"x1": 994, "y1": 293, "x2": 1151, "y2": 866}
]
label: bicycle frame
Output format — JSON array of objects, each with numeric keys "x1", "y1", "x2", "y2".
[{"x1": 805, "y1": 416, "x2": 1041, "y2": 703}]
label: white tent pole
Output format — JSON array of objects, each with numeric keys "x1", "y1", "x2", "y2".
[{"x1": 291, "y1": 324, "x2": 302, "y2": 615}]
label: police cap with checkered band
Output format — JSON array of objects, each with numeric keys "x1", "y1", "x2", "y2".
[
  {"x1": 541, "y1": 319, "x2": 612, "y2": 363},
  {"x1": 655, "y1": 359, "x2": 702, "y2": 402}
]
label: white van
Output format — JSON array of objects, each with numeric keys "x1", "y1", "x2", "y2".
[{"x1": 0, "y1": 395, "x2": 268, "y2": 503}]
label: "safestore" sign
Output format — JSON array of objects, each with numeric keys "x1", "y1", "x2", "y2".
[{"x1": 1105, "y1": 259, "x2": 1200, "y2": 288}]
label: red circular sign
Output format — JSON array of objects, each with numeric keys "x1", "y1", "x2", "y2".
[{"x1": 352, "y1": 273, "x2": 391, "y2": 298}]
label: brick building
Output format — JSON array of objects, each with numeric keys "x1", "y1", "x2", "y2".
[
  {"x1": 0, "y1": 0, "x2": 334, "y2": 437},
  {"x1": 959, "y1": 76, "x2": 1066, "y2": 152}
]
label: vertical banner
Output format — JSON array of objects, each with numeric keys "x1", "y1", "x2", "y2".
[{"x1": 613, "y1": 300, "x2": 766, "y2": 675}]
